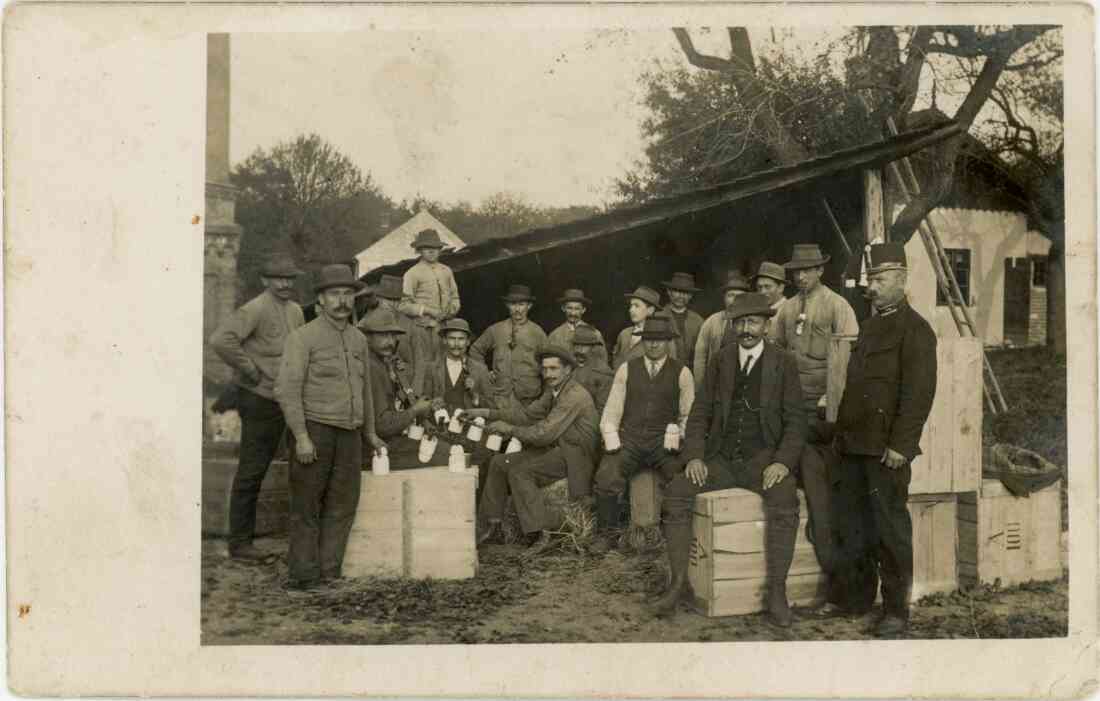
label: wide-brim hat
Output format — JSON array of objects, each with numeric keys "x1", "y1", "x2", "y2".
[
  {"x1": 260, "y1": 254, "x2": 303, "y2": 278},
  {"x1": 727, "y1": 292, "x2": 778, "y2": 321},
  {"x1": 501, "y1": 284, "x2": 536, "y2": 303},
  {"x1": 721, "y1": 271, "x2": 752, "y2": 293},
  {"x1": 314, "y1": 264, "x2": 366, "y2": 294},
  {"x1": 438, "y1": 318, "x2": 473, "y2": 337},
  {"x1": 783, "y1": 244, "x2": 831, "y2": 270},
  {"x1": 358, "y1": 308, "x2": 407, "y2": 334},
  {"x1": 557, "y1": 288, "x2": 592, "y2": 306},
  {"x1": 753, "y1": 261, "x2": 787, "y2": 286},
  {"x1": 410, "y1": 228, "x2": 446, "y2": 250},
  {"x1": 624, "y1": 285, "x2": 661, "y2": 307},
  {"x1": 536, "y1": 343, "x2": 578, "y2": 368},
  {"x1": 632, "y1": 313, "x2": 679, "y2": 340},
  {"x1": 662, "y1": 272, "x2": 702, "y2": 293},
  {"x1": 375, "y1": 274, "x2": 404, "y2": 301},
  {"x1": 572, "y1": 325, "x2": 603, "y2": 346},
  {"x1": 866, "y1": 242, "x2": 908, "y2": 275}
]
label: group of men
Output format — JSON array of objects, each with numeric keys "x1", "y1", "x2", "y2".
[{"x1": 211, "y1": 228, "x2": 937, "y2": 637}]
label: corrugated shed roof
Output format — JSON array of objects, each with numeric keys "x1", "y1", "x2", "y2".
[{"x1": 354, "y1": 209, "x2": 465, "y2": 274}]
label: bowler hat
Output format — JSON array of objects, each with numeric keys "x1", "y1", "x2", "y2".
[
  {"x1": 753, "y1": 261, "x2": 787, "y2": 286},
  {"x1": 866, "y1": 243, "x2": 908, "y2": 275},
  {"x1": 726, "y1": 292, "x2": 778, "y2": 321},
  {"x1": 571, "y1": 325, "x2": 603, "y2": 346},
  {"x1": 557, "y1": 288, "x2": 592, "y2": 306},
  {"x1": 632, "y1": 313, "x2": 679, "y2": 340},
  {"x1": 438, "y1": 318, "x2": 473, "y2": 337},
  {"x1": 721, "y1": 270, "x2": 752, "y2": 293},
  {"x1": 410, "y1": 228, "x2": 445, "y2": 250},
  {"x1": 662, "y1": 272, "x2": 702, "y2": 293},
  {"x1": 314, "y1": 264, "x2": 365, "y2": 294},
  {"x1": 375, "y1": 274, "x2": 404, "y2": 301},
  {"x1": 624, "y1": 285, "x2": 661, "y2": 308},
  {"x1": 358, "y1": 308, "x2": 407, "y2": 334},
  {"x1": 501, "y1": 284, "x2": 536, "y2": 303},
  {"x1": 783, "y1": 244, "x2": 831, "y2": 270},
  {"x1": 261, "y1": 254, "x2": 303, "y2": 278},
  {"x1": 536, "y1": 343, "x2": 577, "y2": 368}
]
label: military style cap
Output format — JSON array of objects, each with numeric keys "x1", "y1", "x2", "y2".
[{"x1": 866, "y1": 242, "x2": 908, "y2": 275}]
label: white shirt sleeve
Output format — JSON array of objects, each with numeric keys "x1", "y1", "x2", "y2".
[
  {"x1": 599, "y1": 363, "x2": 629, "y2": 433},
  {"x1": 678, "y1": 366, "x2": 695, "y2": 431}
]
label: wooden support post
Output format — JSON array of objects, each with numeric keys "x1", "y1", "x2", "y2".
[{"x1": 863, "y1": 168, "x2": 885, "y2": 244}]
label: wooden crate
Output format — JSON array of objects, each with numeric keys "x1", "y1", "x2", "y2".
[
  {"x1": 201, "y1": 455, "x2": 289, "y2": 537},
  {"x1": 958, "y1": 479, "x2": 1062, "y2": 587},
  {"x1": 689, "y1": 488, "x2": 822, "y2": 617},
  {"x1": 908, "y1": 493, "x2": 958, "y2": 600},
  {"x1": 344, "y1": 466, "x2": 477, "y2": 580},
  {"x1": 909, "y1": 338, "x2": 983, "y2": 495}
]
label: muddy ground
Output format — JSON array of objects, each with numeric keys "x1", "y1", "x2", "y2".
[{"x1": 201, "y1": 536, "x2": 1067, "y2": 645}]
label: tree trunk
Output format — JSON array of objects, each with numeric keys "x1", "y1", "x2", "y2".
[{"x1": 1045, "y1": 233, "x2": 1066, "y2": 355}]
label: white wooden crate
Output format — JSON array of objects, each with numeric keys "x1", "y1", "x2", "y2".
[{"x1": 908, "y1": 493, "x2": 958, "y2": 600}]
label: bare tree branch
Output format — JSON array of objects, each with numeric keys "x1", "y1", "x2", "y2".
[{"x1": 671, "y1": 29, "x2": 734, "y2": 72}]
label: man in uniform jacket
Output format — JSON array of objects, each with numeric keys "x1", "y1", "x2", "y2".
[
  {"x1": 469, "y1": 284, "x2": 548, "y2": 415},
  {"x1": 399, "y1": 228, "x2": 461, "y2": 365},
  {"x1": 693, "y1": 270, "x2": 752, "y2": 393},
  {"x1": 471, "y1": 345, "x2": 600, "y2": 555},
  {"x1": 362, "y1": 274, "x2": 426, "y2": 396},
  {"x1": 659, "y1": 293, "x2": 806, "y2": 626},
  {"x1": 829, "y1": 243, "x2": 937, "y2": 638},
  {"x1": 210, "y1": 253, "x2": 305, "y2": 563},
  {"x1": 593, "y1": 315, "x2": 694, "y2": 553},
  {"x1": 753, "y1": 261, "x2": 788, "y2": 343},
  {"x1": 570, "y1": 325, "x2": 615, "y2": 414},
  {"x1": 360, "y1": 308, "x2": 450, "y2": 469},
  {"x1": 661, "y1": 272, "x2": 705, "y2": 374},
  {"x1": 548, "y1": 288, "x2": 608, "y2": 367},
  {"x1": 275, "y1": 265, "x2": 386, "y2": 591},
  {"x1": 611, "y1": 285, "x2": 679, "y2": 369}
]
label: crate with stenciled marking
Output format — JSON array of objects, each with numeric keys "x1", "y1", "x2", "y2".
[{"x1": 958, "y1": 479, "x2": 1061, "y2": 587}]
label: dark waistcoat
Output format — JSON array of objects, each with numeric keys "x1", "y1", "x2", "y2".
[
  {"x1": 721, "y1": 355, "x2": 765, "y2": 460},
  {"x1": 622, "y1": 356, "x2": 682, "y2": 438}
]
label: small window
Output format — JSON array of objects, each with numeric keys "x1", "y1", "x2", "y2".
[
  {"x1": 937, "y1": 249, "x2": 971, "y2": 306},
  {"x1": 1032, "y1": 258, "x2": 1048, "y2": 288}
]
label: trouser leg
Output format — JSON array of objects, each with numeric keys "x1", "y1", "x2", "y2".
[
  {"x1": 507, "y1": 448, "x2": 569, "y2": 534},
  {"x1": 593, "y1": 451, "x2": 627, "y2": 530},
  {"x1": 868, "y1": 459, "x2": 913, "y2": 619},
  {"x1": 318, "y1": 428, "x2": 363, "y2": 579},
  {"x1": 797, "y1": 441, "x2": 836, "y2": 572},
  {"x1": 734, "y1": 460, "x2": 800, "y2": 591},
  {"x1": 286, "y1": 422, "x2": 334, "y2": 584},
  {"x1": 229, "y1": 390, "x2": 286, "y2": 548},
  {"x1": 831, "y1": 454, "x2": 880, "y2": 613},
  {"x1": 478, "y1": 452, "x2": 526, "y2": 523}
]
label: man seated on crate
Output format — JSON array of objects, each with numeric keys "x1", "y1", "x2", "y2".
[
  {"x1": 469, "y1": 344, "x2": 600, "y2": 556},
  {"x1": 591, "y1": 314, "x2": 694, "y2": 554},
  {"x1": 361, "y1": 307, "x2": 453, "y2": 468},
  {"x1": 570, "y1": 325, "x2": 615, "y2": 415},
  {"x1": 658, "y1": 293, "x2": 806, "y2": 626}
]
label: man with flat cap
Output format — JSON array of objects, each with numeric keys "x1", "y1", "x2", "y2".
[
  {"x1": 361, "y1": 274, "x2": 424, "y2": 396},
  {"x1": 655, "y1": 293, "x2": 805, "y2": 625},
  {"x1": 829, "y1": 243, "x2": 937, "y2": 637},
  {"x1": 400, "y1": 228, "x2": 461, "y2": 365},
  {"x1": 693, "y1": 270, "x2": 752, "y2": 393},
  {"x1": 275, "y1": 264, "x2": 386, "y2": 591},
  {"x1": 469, "y1": 284, "x2": 548, "y2": 415},
  {"x1": 549, "y1": 288, "x2": 608, "y2": 367},
  {"x1": 592, "y1": 314, "x2": 695, "y2": 553},
  {"x1": 611, "y1": 285, "x2": 679, "y2": 369},
  {"x1": 570, "y1": 325, "x2": 615, "y2": 415},
  {"x1": 662, "y1": 272, "x2": 705, "y2": 374},
  {"x1": 470, "y1": 344, "x2": 599, "y2": 555},
  {"x1": 753, "y1": 261, "x2": 789, "y2": 343},
  {"x1": 210, "y1": 253, "x2": 305, "y2": 563}
]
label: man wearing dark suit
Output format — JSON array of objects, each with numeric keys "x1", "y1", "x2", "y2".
[
  {"x1": 829, "y1": 243, "x2": 937, "y2": 638},
  {"x1": 657, "y1": 293, "x2": 806, "y2": 626}
]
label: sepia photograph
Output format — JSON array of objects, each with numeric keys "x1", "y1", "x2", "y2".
[{"x1": 199, "y1": 24, "x2": 1071, "y2": 646}]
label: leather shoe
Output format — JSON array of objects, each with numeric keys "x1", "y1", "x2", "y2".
[
  {"x1": 873, "y1": 614, "x2": 909, "y2": 638},
  {"x1": 524, "y1": 531, "x2": 555, "y2": 557},
  {"x1": 477, "y1": 521, "x2": 505, "y2": 546},
  {"x1": 766, "y1": 585, "x2": 793, "y2": 628}
]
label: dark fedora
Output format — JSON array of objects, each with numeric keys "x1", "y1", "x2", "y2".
[
  {"x1": 410, "y1": 228, "x2": 445, "y2": 250},
  {"x1": 866, "y1": 242, "x2": 908, "y2": 275},
  {"x1": 783, "y1": 244, "x2": 831, "y2": 270},
  {"x1": 501, "y1": 284, "x2": 536, "y2": 303},
  {"x1": 572, "y1": 325, "x2": 603, "y2": 346},
  {"x1": 375, "y1": 274, "x2": 404, "y2": 301},
  {"x1": 557, "y1": 288, "x2": 592, "y2": 306},
  {"x1": 261, "y1": 254, "x2": 302, "y2": 278},
  {"x1": 753, "y1": 261, "x2": 787, "y2": 286},
  {"x1": 438, "y1": 318, "x2": 473, "y2": 337},
  {"x1": 314, "y1": 264, "x2": 365, "y2": 294},
  {"x1": 536, "y1": 343, "x2": 577, "y2": 368},
  {"x1": 727, "y1": 292, "x2": 778, "y2": 321},
  {"x1": 632, "y1": 313, "x2": 679, "y2": 340},
  {"x1": 721, "y1": 270, "x2": 752, "y2": 293},
  {"x1": 662, "y1": 272, "x2": 702, "y2": 293},
  {"x1": 624, "y1": 285, "x2": 662, "y2": 308},
  {"x1": 358, "y1": 308, "x2": 407, "y2": 334}
]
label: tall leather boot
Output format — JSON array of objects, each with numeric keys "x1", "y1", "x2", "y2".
[
  {"x1": 649, "y1": 510, "x2": 693, "y2": 618},
  {"x1": 590, "y1": 495, "x2": 622, "y2": 555},
  {"x1": 765, "y1": 506, "x2": 799, "y2": 628}
]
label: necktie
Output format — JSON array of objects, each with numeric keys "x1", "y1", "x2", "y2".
[
  {"x1": 741, "y1": 354, "x2": 753, "y2": 375},
  {"x1": 648, "y1": 361, "x2": 657, "y2": 379}
]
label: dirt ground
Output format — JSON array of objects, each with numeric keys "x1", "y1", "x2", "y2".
[{"x1": 201, "y1": 535, "x2": 1067, "y2": 645}]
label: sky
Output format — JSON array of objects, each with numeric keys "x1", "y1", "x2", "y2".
[{"x1": 229, "y1": 28, "x2": 847, "y2": 209}]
